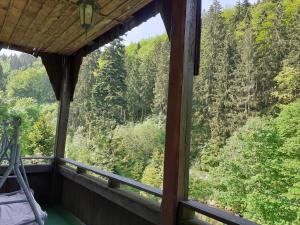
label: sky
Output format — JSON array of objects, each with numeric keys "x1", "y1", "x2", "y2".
[{"x1": 0, "y1": 0, "x2": 257, "y2": 55}]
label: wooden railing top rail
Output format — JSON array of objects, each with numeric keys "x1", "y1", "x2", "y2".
[
  {"x1": 2, "y1": 156, "x2": 54, "y2": 161},
  {"x1": 22, "y1": 156, "x2": 54, "y2": 161},
  {"x1": 59, "y1": 157, "x2": 163, "y2": 197},
  {"x1": 181, "y1": 201, "x2": 260, "y2": 225}
]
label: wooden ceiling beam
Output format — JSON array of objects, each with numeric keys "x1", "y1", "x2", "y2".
[
  {"x1": 75, "y1": 0, "x2": 160, "y2": 58},
  {"x1": 0, "y1": 41, "x2": 35, "y2": 55}
]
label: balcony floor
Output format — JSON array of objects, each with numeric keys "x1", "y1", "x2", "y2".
[{"x1": 45, "y1": 206, "x2": 81, "y2": 225}]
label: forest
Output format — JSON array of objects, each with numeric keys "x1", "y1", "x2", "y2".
[{"x1": 0, "y1": 0, "x2": 299, "y2": 224}]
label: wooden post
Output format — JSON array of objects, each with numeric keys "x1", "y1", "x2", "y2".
[
  {"x1": 160, "y1": 0, "x2": 199, "y2": 224},
  {"x1": 42, "y1": 54, "x2": 82, "y2": 204},
  {"x1": 42, "y1": 54, "x2": 83, "y2": 158},
  {"x1": 54, "y1": 56, "x2": 72, "y2": 159}
]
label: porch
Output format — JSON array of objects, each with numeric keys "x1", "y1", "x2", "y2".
[
  {"x1": 0, "y1": 0, "x2": 259, "y2": 224},
  {"x1": 0, "y1": 157, "x2": 257, "y2": 225}
]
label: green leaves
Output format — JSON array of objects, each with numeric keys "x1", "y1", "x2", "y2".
[
  {"x1": 273, "y1": 63, "x2": 300, "y2": 104},
  {"x1": 6, "y1": 61, "x2": 55, "y2": 103},
  {"x1": 27, "y1": 113, "x2": 55, "y2": 156},
  {"x1": 206, "y1": 103, "x2": 300, "y2": 224}
]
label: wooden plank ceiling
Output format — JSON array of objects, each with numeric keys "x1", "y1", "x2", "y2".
[{"x1": 0, "y1": 0, "x2": 153, "y2": 55}]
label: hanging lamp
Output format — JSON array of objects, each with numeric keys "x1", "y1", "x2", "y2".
[{"x1": 79, "y1": 0, "x2": 99, "y2": 33}]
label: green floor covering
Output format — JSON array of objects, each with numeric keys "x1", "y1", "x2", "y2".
[{"x1": 45, "y1": 206, "x2": 81, "y2": 225}]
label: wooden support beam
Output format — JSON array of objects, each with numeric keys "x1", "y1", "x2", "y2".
[
  {"x1": 41, "y1": 54, "x2": 82, "y2": 203},
  {"x1": 54, "y1": 56, "x2": 72, "y2": 158},
  {"x1": 54, "y1": 55, "x2": 82, "y2": 158},
  {"x1": 41, "y1": 54, "x2": 64, "y2": 100},
  {"x1": 160, "y1": 0, "x2": 171, "y2": 38},
  {"x1": 41, "y1": 53, "x2": 83, "y2": 101},
  {"x1": 194, "y1": 0, "x2": 202, "y2": 76},
  {"x1": 160, "y1": 0, "x2": 199, "y2": 224},
  {"x1": 161, "y1": 0, "x2": 202, "y2": 75}
]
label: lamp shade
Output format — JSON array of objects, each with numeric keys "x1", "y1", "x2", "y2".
[{"x1": 79, "y1": 0, "x2": 97, "y2": 31}]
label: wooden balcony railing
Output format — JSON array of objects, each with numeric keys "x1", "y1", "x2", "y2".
[
  {"x1": 1, "y1": 156, "x2": 54, "y2": 165},
  {"x1": 59, "y1": 158, "x2": 162, "y2": 197},
  {"x1": 0, "y1": 156, "x2": 260, "y2": 225},
  {"x1": 58, "y1": 157, "x2": 260, "y2": 225},
  {"x1": 181, "y1": 201, "x2": 259, "y2": 225}
]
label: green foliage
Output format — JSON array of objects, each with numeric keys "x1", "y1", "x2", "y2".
[
  {"x1": 189, "y1": 170, "x2": 213, "y2": 202},
  {"x1": 152, "y1": 37, "x2": 170, "y2": 115},
  {"x1": 27, "y1": 114, "x2": 55, "y2": 156},
  {"x1": 0, "y1": 54, "x2": 57, "y2": 156},
  {"x1": 0, "y1": 64, "x2": 4, "y2": 91},
  {"x1": 111, "y1": 117, "x2": 165, "y2": 180},
  {"x1": 92, "y1": 39, "x2": 127, "y2": 123},
  {"x1": 273, "y1": 62, "x2": 300, "y2": 104},
  {"x1": 125, "y1": 35, "x2": 169, "y2": 120},
  {"x1": 6, "y1": 61, "x2": 54, "y2": 103},
  {"x1": 66, "y1": 127, "x2": 94, "y2": 164},
  {"x1": 69, "y1": 50, "x2": 100, "y2": 131},
  {"x1": 207, "y1": 102, "x2": 300, "y2": 224},
  {"x1": 7, "y1": 98, "x2": 40, "y2": 155},
  {"x1": 141, "y1": 149, "x2": 164, "y2": 189}
]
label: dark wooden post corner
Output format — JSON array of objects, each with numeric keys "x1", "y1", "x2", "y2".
[{"x1": 160, "y1": 0, "x2": 199, "y2": 224}]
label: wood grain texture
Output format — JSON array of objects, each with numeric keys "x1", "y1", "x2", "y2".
[
  {"x1": 160, "y1": 0, "x2": 198, "y2": 224},
  {"x1": 28, "y1": 2, "x2": 67, "y2": 48},
  {"x1": 48, "y1": 0, "x2": 131, "y2": 53},
  {"x1": 59, "y1": 0, "x2": 152, "y2": 54},
  {"x1": 10, "y1": 0, "x2": 45, "y2": 44},
  {"x1": 60, "y1": 158, "x2": 162, "y2": 197},
  {"x1": 0, "y1": 0, "x2": 157, "y2": 55},
  {"x1": 20, "y1": 0, "x2": 56, "y2": 47},
  {"x1": 0, "y1": 0, "x2": 29, "y2": 42},
  {"x1": 0, "y1": 0, "x2": 11, "y2": 35},
  {"x1": 60, "y1": 166, "x2": 160, "y2": 225}
]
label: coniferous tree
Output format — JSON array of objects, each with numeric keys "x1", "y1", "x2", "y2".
[
  {"x1": 9, "y1": 55, "x2": 22, "y2": 70},
  {"x1": 69, "y1": 50, "x2": 100, "y2": 135},
  {"x1": 233, "y1": 5, "x2": 258, "y2": 123},
  {"x1": 152, "y1": 39, "x2": 170, "y2": 115},
  {"x1": 0, "y1": 64, "x2": 4, "y2": 91},
  {"x1": 92, "y1": 39, "x2": 127, "y2": 123},
  {"x1": 125, "y1": 45, "x2": 142, "y2": 120}
]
